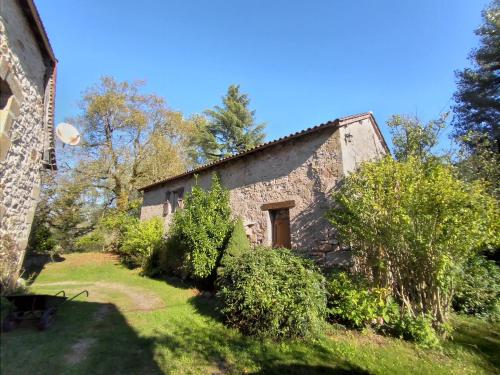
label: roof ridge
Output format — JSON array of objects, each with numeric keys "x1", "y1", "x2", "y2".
[{"x1": 139, "y1": 112, "x2": 377, "y2": 191}]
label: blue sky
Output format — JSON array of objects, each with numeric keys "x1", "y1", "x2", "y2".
[{"x1": 37, "y1": 0, "x2": 489, "y2": 150}]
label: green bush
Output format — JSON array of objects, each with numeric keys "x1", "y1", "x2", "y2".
[
  {"x1": 326, "y1": 271, "x2": 397, "y2": 329},
  {"x1": 120, "y1": 217, "x2": 164, "y2": 269},
  {"x1": 158, "y1": 234, "x2": 188, "y2": 279},
  {"x1": 74, "y1": 231, "x2": 105, "y2": 252},
  {"x1": 217, "y1": 247, "x2": 327, "y2": 340},
  {"x1": 169, "y1": 174, "x2": 232, "y2": 281},
  {"x1": 453, "y1": 256, "x2": 500, "y2": 320},
  {"x1": 218, "y1": 217, "x2": 250, "y2": 276},
  {"x1": 100, "y1": 210, "x2": 139, "y2": 252},
  {"x1": 389, "y1": 313, "x2": 440, "y2": 348}
]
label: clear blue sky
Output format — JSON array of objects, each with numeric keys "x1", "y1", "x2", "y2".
[{"x1": 37, "y1": 0, "x2": 489, "y2": 150}]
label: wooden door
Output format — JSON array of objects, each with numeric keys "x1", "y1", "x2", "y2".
[{"x1": 272, "y1": 209, "x2": 291, "y2": 249}]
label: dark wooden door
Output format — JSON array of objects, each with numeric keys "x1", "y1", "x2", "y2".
[{"x1": 272, "y1": 209, "x2": 291, "y2": 249}]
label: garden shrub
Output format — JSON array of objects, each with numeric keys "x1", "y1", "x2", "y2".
[
  {"x1": 326, "y1": 271, "x2": 397, "y2": 329},
  {"x1": 389, "y1": 313, "x2": 440, "y2": 348},
  {"x1": 120, "y1": 217, "x2": 164, "y2": 269},
  {"x1": 217, "y1": 247, "x2": 327, "y2": 340},
  {"x1": 217, "y1": 217, "x2": 250, "y2": 277},
  {"x1": 74, "y1": 231, "x2": 105, "y2": 252},
  {"x1": 158, "y1": 234, "x2": 188, "y2": 279},
  {"x1": 169, "y1": 174, "x2": 233, "y2": 281},
  {"x1": 99, "y1": 209, "x2": 139, "y2": 252},
  {"x1": 328, "y1": 156, "x2": 499, "y2": 327},
  {"x1": 453, "y1": 256, "x2": 500, "y2": 320}
]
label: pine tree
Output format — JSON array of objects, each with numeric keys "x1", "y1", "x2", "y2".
[
  {"x1": 452, "y1": 0, "x2": 500, "y2": 153},
  {"x1": 198, "y1": 85, "x2": 266, "y2": 162}
]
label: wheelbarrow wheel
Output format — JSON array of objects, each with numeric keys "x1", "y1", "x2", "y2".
[
  {"x1": 38, "y1": 307, "x2": 57, "y2": 331},
  {"x1": 2, "y1": 313, "x2": 19, "y2": 332}
]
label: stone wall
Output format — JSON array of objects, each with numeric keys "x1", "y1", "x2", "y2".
[
  {"x1": 141, "y1": 116, "x2": 387, "y2": 266},
  {"x1": 0, "y1": 0, "x2": 52, "y2": 289}
]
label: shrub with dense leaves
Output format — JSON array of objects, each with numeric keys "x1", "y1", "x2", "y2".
[
  {"x1": 120, "y1": 217, "x2": 164, "y2": 269},
  {"x1": 389, "y1": 313, "x2": 440, "y2": 348},
  {"x1": 453, "y1": 256, "x2": 500, "y2": 320},
  {"x1": 158, "y1": 234, "x2": 187, "y2": 278},
  {"x1": 217, "y1": 247, "x2": 327, "y2": 340},
  {"x1": 168, "y1": 174, "x2": 233, "y2": 281},
  {"x1": 326, "y1": 271, "x2": 397, "y2": 329},
  {"x1": 328, "y1": 156, "x2": 499, "y2": 326},
  {"x1": 217, "y1": 217, "x2": 250, "y2": 277}
]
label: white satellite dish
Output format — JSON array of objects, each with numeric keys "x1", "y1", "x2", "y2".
[{"x1": 56, "y1": 122, "x2": 80, "y2": 145}]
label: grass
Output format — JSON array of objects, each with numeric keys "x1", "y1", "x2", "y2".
[{"x1": 1, "y1": 252, "x2": 499, "y2": 375}]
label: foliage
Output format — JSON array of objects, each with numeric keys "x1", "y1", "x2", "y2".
[
  {"x1": 456, "y1": 132, "x2": 500, "y2": 198},
  {"x1": 168, "y1": 174, "x2": 233, "y2": 280},
  {"x1": 452, "y1": 0, "x2": 499, "y2": 154},
  {"x1": 75, "y1": 77, "x2": 199, "y2": 210},
  {"x1": 453, "y1": 256, "x2": 500, "y2": 320},
  {"x1": 326, "y1": 271, "x2": 397, "y2": 329},
  {"x1": 158, "y1": 235, "x2": 187, "y2": 278},
  {"x1": 74, "y1": 231, "x2": 105, "y2": 253},
  {"x1": 26, "y1": 171, "x2": 91, "y2": 254},
  {"x1": 389, "y1": 313, "x2": 440, "y2": 349},
  {"x1": 217, "y1": 217, "x2": 251, "y2": 276},
  {"x1": 217, "y1": 247, "x2": 327, "y2": 340},
  {"x1": 120, "y1": 217, "x2": 164, "y2": 270},
  {"x1": 328, "y1": 156, "x2": 499, "y2": 326},
  {"x1": 195, "y1": 85, "x2": 266, "y2": 162},
  {"x1": 99, "y1": 209, "x2": 139, "y2": 252},
  {"x1": 386, "y1": 114, "x2": 447, "y2": 161}
]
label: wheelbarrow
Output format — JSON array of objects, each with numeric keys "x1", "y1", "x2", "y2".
[{"x1": 2, "y1": 290, "x2": 89, "y2": 332}]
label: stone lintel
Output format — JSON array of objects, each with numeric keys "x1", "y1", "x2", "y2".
[{"x1": 260, "y1": 200, "x2": 295, "y2": 211}]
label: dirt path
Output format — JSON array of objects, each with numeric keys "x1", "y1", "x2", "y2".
[{"x1": 36, "y1": 281, "x2": 165, "y2": 311}]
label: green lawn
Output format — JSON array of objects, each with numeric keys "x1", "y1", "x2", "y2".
[{"x1": 1, "y1": 253, "x2": 498, "y2": 374}]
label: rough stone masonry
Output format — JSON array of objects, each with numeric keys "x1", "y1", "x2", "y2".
[
  {"x1": 0, "y1": 0, "x2": 57, "y2": 290},
  {"x1": 140, "y1": 113, "x2": 388, "y2": 266}
]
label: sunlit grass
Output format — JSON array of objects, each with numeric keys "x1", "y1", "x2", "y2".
[{"x1": 1, "y1": 253, "x2": 498, "y2": 374}]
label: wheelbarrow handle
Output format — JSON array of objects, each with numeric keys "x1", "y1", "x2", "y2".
[{"x1": 66, "y1": 290, "x2": 89, "y2": 302}]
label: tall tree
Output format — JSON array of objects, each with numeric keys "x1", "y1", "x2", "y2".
[
  {"x1": 197, "y1": 85, "x2": 266, "y2": 162},
  {"x1": 75, "y1": 77, "x2": 198, "y2": 210},
  {"x1": 387, "y1": 114, "x2": 447, "y2": 162},
  {"x1": 452, "y1": 0, "x2": 500, "y2": 152}
]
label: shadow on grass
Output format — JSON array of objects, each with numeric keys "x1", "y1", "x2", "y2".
[
  {"x1": 251, "y1": 363, "x2": 371, "y2": 374},
  {"x1": 21, "y1": 254, "x2": 65, "y2": 285},
  {"x1": 1, "y1": 299, "x2": 162, "y2": 375},
  {"x1": 448, "y1": 316, "x2": 500, "y2": 372}
]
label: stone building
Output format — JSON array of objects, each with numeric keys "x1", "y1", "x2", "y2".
[
  {"x1": 140, "y1": 112, "x2": 388, "y2": 265},
  {"x1": 0, "y1": 0, "x2": 57, "y2": 289}
]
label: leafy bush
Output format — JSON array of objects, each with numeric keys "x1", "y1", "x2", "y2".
[
  {"x1": 74, "y1": 231, "x2": 105, "y2": 252},
  {"x1": 453, "y1": 256, "x2": 500, "y2": 320},
  {"x1": 217, "y1": 247, "x2": 327, "y2": 340},
  {"x1": 389, "y1": 313, "x2": 440, "y2": 348},
  {"x1": 120, "y1": 217, "x2": 164, "y2": 269},
  {"x1": 169, "y1": 174, "x2": 233, "y2": 281},
  {"x1": 328, "y1": 156, "x2": 499, "y2": 326},
  {"x1": 326, "y1": 271, "x2": 397, "y2": 329},
  {"x1": 158, "y1": 234, "x2": 188, "y2": 278},
  {"x1": 100, "y1": 210, "x2": 139, "y2": 252},
  {"x1": 218, "y1": 217, "x2": 250, "y2": 276}
]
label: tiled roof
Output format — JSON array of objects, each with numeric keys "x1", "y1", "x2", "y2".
[{"x1": 139, "y1": 112, "x2": 388, "y2": 191}]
